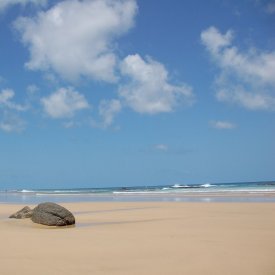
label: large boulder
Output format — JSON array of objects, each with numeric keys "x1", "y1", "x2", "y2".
[
  {"x1": 9, "y1": 206, "x2": 33, "y2": 219},
  {"x1": 31, "y1": 202, "x2": 75, "y2": 226}
]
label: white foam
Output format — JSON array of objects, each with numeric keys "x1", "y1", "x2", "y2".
[
  {"x1": 20, "y1": 189, "x2": 35, "y2": 193},
  {"x1": 200, "y1": 183, "x2": 216, "y2": 188},
  {"x1": 172, "y1": 184, "x2": 190, "y2": 188}
]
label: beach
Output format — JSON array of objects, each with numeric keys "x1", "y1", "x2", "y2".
[{"x1": 1, "y1": 202, "x2": 275, "y2": 275}]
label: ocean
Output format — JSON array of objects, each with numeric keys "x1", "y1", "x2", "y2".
[{"x1": 1, "y1": 181, "x2": 275, "y2": 204}]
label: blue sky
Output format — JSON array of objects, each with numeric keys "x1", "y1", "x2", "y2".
[{"x1": 0, "y1": 0, "x2": 274, "y2": 189}]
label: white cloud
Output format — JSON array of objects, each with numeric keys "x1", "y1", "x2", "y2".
[
  {"x1": 0, "y1": 89, "x2": 28, "y2": 132},
  {"x1": 119, "y1": 54, "x2": 194, "y2": 114},
  {"x1": 99, "y1": 99, "x2": 122, "y2": 128},
  {"x1": 14, "y1": 0, "x2": 137, "y2": 82},
  {"x1": 41, "y1": 87, "x2": 90, "y2": 119},
  {"x1": 0, "y1": 0, "x2": 47, "y2": 11},
  {"x1": 0, "y1": 89, "x2": 14, "y2": 104},
  {"x1": 0, "y1": 111, "x2": 26, "y2": 133},
  {"x1": 265, "y1": 2, "x2": 275, "y2": 14},
  {"x1": 26, "y1": 84, "x2": 39, "y2": 95},
  {"x1": 63, "y1": 121, "x2": 76, "y2": 129},
  {"x1": 154, "y1": 144, "x2": 168, "y2": 151},
  {"x1": 0, "y1": 89, "x2": 28, "y2": 111},
  {"x1": 201, "y1": 26, "x2": 275, "y2": 111},
  {"x1": 210, "y1": 120, "x2": 236, "y2": 130},
  {"x1": 216, "y1": 83, "x2": 275, "y2": 110},
  {"x1": 201, "y1": 26, "x2": 233, "y2": 55}
]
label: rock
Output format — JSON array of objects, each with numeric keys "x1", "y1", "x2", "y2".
[
  {"x1": 31, "y1": 202, "x2": 75, "y2": 226},
  {"x1": 9, "y1": 206, "x2": 33, "y2": 219}
]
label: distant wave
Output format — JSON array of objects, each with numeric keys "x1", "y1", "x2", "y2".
[
  {"x1": 17, "y1": 189, "x2": 100, "y2": 194},
  {"x1": 20, "y1": 189, "x2": 35, "y2": 193},
  {"x1": 172, "y1": 184, "x2": 193, "y2": 188},
  {"x1": 2, "y1": 181, "x2": 275, "y2": 198},
  {"x1": 113, "y1": 191, "x2": 167, "y2": 195},
  {"x1": 200, "y1": 183, "x2": 216, "y2": 188},
  {"x1": 171, "y1": 183, "x2": 217, "y2": 189}
]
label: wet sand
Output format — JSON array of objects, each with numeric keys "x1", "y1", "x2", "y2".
[{"x1": 1, "y1": 202, "x2": 275, "y2": 274}]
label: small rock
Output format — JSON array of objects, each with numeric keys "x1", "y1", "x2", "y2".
[
  {"x1": 31, "y1": 202, "x2": 75, "y2": 226},
  {"x1": 9, "y1": 206, "x2": 33, "y2": 219}
]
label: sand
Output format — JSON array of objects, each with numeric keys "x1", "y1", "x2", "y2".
[{"x1": 1, "y1": 202, "x2": 275, "y2": 275}]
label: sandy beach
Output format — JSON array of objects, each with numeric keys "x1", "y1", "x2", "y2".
[{"x1": 1, "y1": 202, "x2": 275, "y2": 275}]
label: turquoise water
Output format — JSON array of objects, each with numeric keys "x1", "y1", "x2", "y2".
[{"x1": 1, "y1": 181, "x2": 275, "y2": 203}]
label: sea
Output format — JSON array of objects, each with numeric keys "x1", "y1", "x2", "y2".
[{"x1": 1, "y1": 181, "x2": 275, "y2": 204}]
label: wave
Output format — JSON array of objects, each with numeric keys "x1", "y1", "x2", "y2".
[
  {"x1": 172, "y1": 184, "x2": 192, "y2": 188},
  {"x1": 2, "y1": 181, "x2": 275, "y2": 197},
  {"x1": 20, "y1": 189, "x2": 35, "y2": 193},
  {"x1": 171, "y1": 183, "x2": 217, "y2": 189},
  {"x1": 200, "y1": 183, "x2": 216, "y2": 188}
]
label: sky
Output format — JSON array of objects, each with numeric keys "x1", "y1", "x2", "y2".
[{"x1": 0, "y1": 0, "x2": 274, "y2": 189}]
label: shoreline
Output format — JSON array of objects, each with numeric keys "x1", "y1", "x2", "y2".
[
  {"x1": 1, "y1": 201, "x2": 275, "y2": 274},
  {"x1": 1, "y1": 190, "x2": 275, "y2": 204}
]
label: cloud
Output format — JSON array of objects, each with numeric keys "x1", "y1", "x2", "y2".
[
  {"x1": 154, "y1": 144, "x2": 168, "y2": 151},
  {"x1": 14, "y1": 0, "x2": 137, "y2": 82},
  {"x1": 201, "y1": 26, "x2": 233, "y2": 55},
  {"x1": 215, "y1": 81, "x2": 275, "y2": 110},
  {"x1": 26, "y1": 84, "x2": 39, "y2": 95},
  {"x1": 98, "y1": 99, "x2": 122, "y2": 128},
  {"x1": 147, "y1": 144, "x2": 192, "y2": 155},
  {"x1": 0, "y1": 0, "x2": 47, "y2": 11},
  {"x1": 63, "y1": 121, "x2": 76, "y2": 129},
  {"x1": 119, "y1": 54, "x2": 194, "y2": 114},
  {"x1": 0, "y1": 111, "x2": 26, "y2": 133},
  {"x1": 201, "y1": 26, "x2": 275, "y2": 111},
  {"x1": 0, "y1": 89, "x2": 28, "y2": 132},
  {"x1": 210, "y1": 120, "x2": 236, "y2": 130},
  {"x1": 41, "y1": 87, "x2": 90, "y2": 119},
  {"x1": 0, "y1": 89, "x2": 28, "y2": 111},
  {"x1": 265, "y1": 2, "x2": 275, "y2": 14}
]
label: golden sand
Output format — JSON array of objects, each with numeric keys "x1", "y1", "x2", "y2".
[{"x1": 1, "y1": 202, "x2": 275, "y2": 275}]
